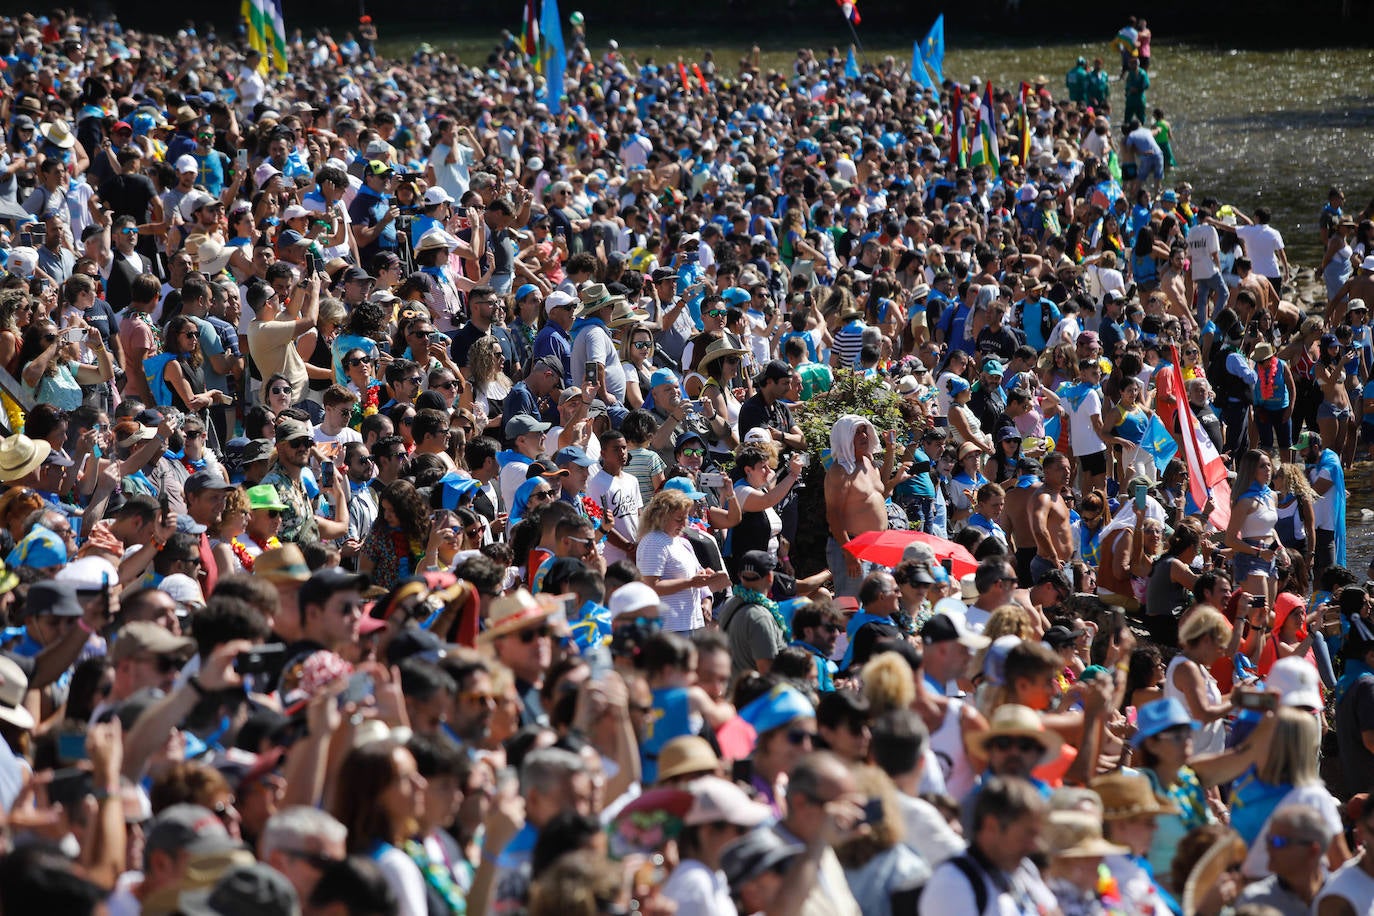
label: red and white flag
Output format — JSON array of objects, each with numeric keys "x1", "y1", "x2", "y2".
[{"x1": 1165, "y1": 347, "x2": 1230, "y2": 529}]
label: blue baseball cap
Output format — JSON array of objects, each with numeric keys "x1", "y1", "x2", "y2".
[
  {"x1": 738, "y1": 684, "x2": 816, "y2": 736},
  {"x1": 1130, "y1": 697, "x2": 1199, "y2": 747},
  {"x1": 721, "y1": 287, "x2": 751, "y2": 306},
  {"x1": 649, "y1": 369, "x2": 680, "y2": 390},
  {"x1": 661, "y1": 476, "x2": 706, "y2": 500},
  {"x1": 515, "y1": 283, "x2": 540, "y2": 302},
  {"x1": 554, "y1": 445, "x2": 596, "y2": 468}
]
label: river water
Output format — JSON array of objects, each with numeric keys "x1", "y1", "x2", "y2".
[{"x1": 383, "y1": 30, "x2": 1374, "y2": 560}]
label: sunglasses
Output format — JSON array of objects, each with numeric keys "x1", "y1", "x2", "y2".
[
  {"x1": 459, "y1": 690, "x2": 497, "y2": 705},
  {"x1": 119, "y1": 227, "x2": 138, "y2": 235},
  {"x1": 528, "y1": 490, "x2": 553, "y2": 503},
  {"x1": 706, "y1": 309, "x2": 728, "y2": 318},
  {"x1": 185, "y1": 430, "x2": 204, "y2": 439},
  {"x1": 680, "y1": 447, "x2": 705, "y2": 457},
  {"x1": 518, "y1": 625, "x2": 552, "y2": 643},
  {"x1": 404, "y1": 376, "x2": 423, "y2": 385},
  {"x1": 260, "y1": 509, "x2": 283, "y2": 519},
  {"x1": 1267, "y1": 835, "x2": 1312, "y2": 850},
  {"x1": 286, "y1": 437, "x2": 312, "y2": 449},
  {"x1": 987, "y1": 736, "x2": 1044, "y2": 754},
  {"x1": 464, "y1": 526, "x2": 483, "y2": 538},
  {"x1": 346, "y1": 357, "x2": 373, "y2": 367},
  {"x1": 438, "y1": 380, "x2": 461, "y2": 390},
  {"x1": 269, "y1": 386, "x2": 291, "y2": 395},
  {"x1": 786, "y1": 727, "x2": 817, "y2": 746},
  {"x1": 633, "y1": 341, "x2": 652, "y2": 350}
]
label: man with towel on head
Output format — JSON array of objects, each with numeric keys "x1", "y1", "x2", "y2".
[{"x1": 825, "y1": 414, "x2": 891, "y2": 597}]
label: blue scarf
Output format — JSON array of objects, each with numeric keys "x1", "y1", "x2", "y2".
[
  {"x1": 569, "y1": 315, "x2": 609, "y2": 342},
  {"x1": 1314, "y1": 448, "x2": 1347, "y2": 566},
  {"x1": 496, "y1": 449, "x2": 533, "y2": 470},
  {"x1": 1239, "y1": 482, "x2": 1273, "y2": 503},
  {"x1": 1058, "y1": 380, "x2": 1098, "y2": 411},
  {"x1": 1336, "y1": 658, "x2": 1374, "y2": 705}
]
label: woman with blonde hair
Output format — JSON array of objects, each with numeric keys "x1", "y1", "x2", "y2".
[
  {"x1": 970, "y1": 605, "x2": 1037, "y2": 679},
  {"x1": 638, "y1": 489, "x2": 730, "y2": 633},
  {"x1": 1273, "y1": 461, "x2": 1317, "y2": 568},
  {"x1": 1229, "y1": 706, "x2": 1351, "y2": 878},
  {"x1": 209, "y1": 485, "x2": 250, "y2": 577},
  {"x1": 1164, "y1": 607, "x2": 1232, "y2": 755},
  {"x1": 861, "y1": 651, "x2": 916, "y2": 715},
  {"x1": 469, "y1": 334, "x2": 512, "y2": 435},
  {"x1": 836, "y1": 764, "x2": 929, "y2": 916}
]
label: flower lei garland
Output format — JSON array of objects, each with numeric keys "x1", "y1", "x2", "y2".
[
  {"x1": 352, "y1": 382, "x2": 383, "y2": 430},
  {"x1": 230, "y1": 534, "x2": 281, "y2": 572},
  {"x1": 581, "y1": 495, "x2": 606, "y2": 534}
]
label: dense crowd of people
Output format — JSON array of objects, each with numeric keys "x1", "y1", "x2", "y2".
[{"x1": 0, "y1": 7, "x2": 1368, "y2": 916}]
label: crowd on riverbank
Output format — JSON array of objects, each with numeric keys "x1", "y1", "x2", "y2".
[{"x1": 0, "y1": 7, "x2": 1368, "y2": 916}]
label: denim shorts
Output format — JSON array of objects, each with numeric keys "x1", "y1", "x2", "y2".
[
  {"x1": 1232, "y1": 538, "x2": 1277, "y2": 580},
  {"x1": 1318, "y1": 402, "x2": 1353, "y2": 421}
]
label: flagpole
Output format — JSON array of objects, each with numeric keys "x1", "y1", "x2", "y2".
[{"x1": 845, "y1": 18, "x2": 864, "y2": 56}]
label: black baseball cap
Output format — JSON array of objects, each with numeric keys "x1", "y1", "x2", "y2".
[
  {"x1": 299, "y1": 570, "x2": 369, "y2": 611},
  {"x1": 738, "y1": 551, "x2": 777, "y2": 580}
]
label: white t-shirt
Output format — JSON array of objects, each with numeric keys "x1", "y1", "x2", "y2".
[
  {"x1": 919, "y1": 855, "x2": 1057, "y2": 916},
  {"x1": 898, "y1": 791, "x2": 966, "y2": 868},
  {"x1": 1236, "y1": 223, "x2": 1286, "y2": 278},
  {"x1": 586, "y1": 467, "x2": 643, "y2": 564},
  {"x1": 430, "y1": 142, "x2": 476, "y2": 200},
  {"x1": 1066, "y1": 386, "x2": 1106, "y2": 456},
  {"x1": 1186, "y1": 223, "x2": 1221, "y2": 280},
  {"x1": 637, "y1": 529, "x2": 704, "y2": 632},
  {"x1": 375, "y1": 844, "x2": 429, "y2": 916},
  {"x1": 314, "y1": 425, "x2": 362, "y2": 447},
  {"x1": 1310, "y1": 464, "x2": 1336, "y2": 530},
  {"x1": 660, "y1": 859, "x2": 737, "y2": 916}
]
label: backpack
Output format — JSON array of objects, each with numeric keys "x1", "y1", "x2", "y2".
[{"x1": 945, "y1": 853, "x2": 991, "y2": 916}]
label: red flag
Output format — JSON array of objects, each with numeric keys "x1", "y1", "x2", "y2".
[
  {"x1": 678, "y1": 60, "x2": 690, "y2": 92},
  {"x1": 948, "y1": 84, "x2": 965, "y2": 167},
  {"x1": 1164, "y1": 347, "x2": 1231, "y2": 529},
  {"x1": 836, "y1": 0, "x2": 861, "y2": 24},
  {"x1": 520, "y1": 0, "x2": 539, "y2": 58},
  {"x1": 692, "y1": 63, "x2": 708, "y2": 93}
]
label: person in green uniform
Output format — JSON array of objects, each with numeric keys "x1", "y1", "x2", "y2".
[
  {"x1": 1065, "y1": 57, "x2": 1089, "y2": 105},
  {"x1": 1086, "y1": 58, "x2": 1111, "y2": 110},
  {"x1": 1151, "y1": 108, "x2": 1177, "y2": 171},
  {"x1": 1123, "y1": 56, "x2": 1149, "y2": 125}
]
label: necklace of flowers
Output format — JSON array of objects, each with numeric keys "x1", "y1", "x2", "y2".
[{"x1": 230, "y1": 534, "x2": 281, "y2": 571}]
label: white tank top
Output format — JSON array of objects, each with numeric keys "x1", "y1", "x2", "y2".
[
  {"x1": 1239, "y1": 490, "x2": 1278, "y2": 539},
  {"x1": 1314, "y1": 859, "x2": 1374, "y2": 915},
  {"x1": 1164, "y1": 655, "x2": 1225, "y2": 755},
  {"x1": 928, "y1": 697, "x2": 979, "y2": 798}
]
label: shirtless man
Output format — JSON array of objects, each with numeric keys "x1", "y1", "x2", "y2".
[
  {"x1": 1328, "y1": 256, "x2": 1374, "y2": 323},
  {"x1": 1029, "y1": 452, "x2": 1075, "y2": 586},
  {"x1": 825, "y1": 415, "x2": 893, "y2": 597},
  {"x1": 1002, "y1": 456, "x2": 1042, "y2": 586}
]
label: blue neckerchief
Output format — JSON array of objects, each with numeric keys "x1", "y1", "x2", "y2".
[
  {"x1": 570, "y1": 315, "x2": 609, "y2": 341},
  {"x1": 1239, "y1": 482, "x2": 1273, "y2": 502},
  {"x1": 497, "y1": 449, "x2": 533, "y2": 469},
  {"x1": 790, "y1": 640, "x2": 837, "y2": 691},
  {"x1": 1312, "y1": 448, "x2": 1347, "y2": 566},
  {"x1": 1337, "y1": 658, "x2": 1374, "y2": 704},
  {"x1": 1058, "y1": 379, "x2": 1098, "y2": 410}
]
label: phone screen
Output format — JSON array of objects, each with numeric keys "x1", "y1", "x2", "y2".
[{"x1": 1133, "y1": 483, "x2": 1148, "y2": 511}]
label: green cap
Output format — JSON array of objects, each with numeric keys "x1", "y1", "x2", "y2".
[{"x1": 246, "y1": 484, "x2": 288, "y2": 512}]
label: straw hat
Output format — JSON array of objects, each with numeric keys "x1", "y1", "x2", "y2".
[
  {"x1": 39, "y1": 119, "x2": 76, "y2": 149},
  {"x1": 1181, "y1": 831, "x2": 1248, "y2": 916},
  {"x1": 478, "y1": 588, "x2": 564, "y2": 642},
  {"x1": 698, "y1": 337, "x2": 748, "y2": 372},
  {"x1": 574, "y1": 282, "x2": 623, "y2": 318},
  {"x1": 0, "y1": 434, "x2": 50, "y2": 482},
  {"x1": 1046, "y1": 811, "x2": 1130, "y2": 859},
  {"x1": 254, "y1": 545, "x2": 311, "y2": 584},
  {"x1": 194, "y1": 238, "x2": 234, "y2": 276},
  {"x1": 608, "y1": 298, "x2": 649, "y2": 328},
  {"x1": 1091, "y1": 772, "x2": 1179, "y2": 820},
  {"x1": 655, "y1": 736, "x2": 720, "y2": 782},
  {"x1": 1250, "y1": 341, "x2": 1276, "y2": 362},
  {"x1": 0, "y1": 655, "x2": 34, "y2": 730},
  {"x1": 968, "y1": 703, "x2": 1064, "y2": 765}
]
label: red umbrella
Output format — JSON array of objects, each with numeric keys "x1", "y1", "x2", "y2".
[{"x1": 842, "y1": 529, "x2": 978, "y2": 577}]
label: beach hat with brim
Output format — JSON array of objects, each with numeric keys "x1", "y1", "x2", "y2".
[
  {"x1": 656, "y1": 736, "x2": 720, "y2": 782},
  {"x1": 478, "y1": 588, "x2": 564, "y2": 642},
  {"x1": 698, "y1": 337, "x2": 748, "y2": 372},
  {"x1": 0, "y1": 655, "x2": 33, "y2": 730},
  {"x1": 254, "y1": 545, "x2": 311, "y2": 584},
  {"x1": 0, "y1": 434, "x2": 50, "y2": 482},
  {"x1": 40, "y1": 119, "x2": 76, "y2": 149},
  {"x1": 574, "y1": 282, "x2": 623, "y2": 319},
  {"x1": 968, "y1": 703, "x2": 1064, "y2": 766},
  {"x1": 1047, "y1": 811, "x2": 1130, "y2": 859},
  {"x1": 609, "y1": 299, "x2": 650, "y2": 328},
  {"x1": 1182, "y1": 833, "x2": 1248, "y2": 916},
  {"x1": 1091, "y1": 772, "x2": 1180, "y2": 820}
]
